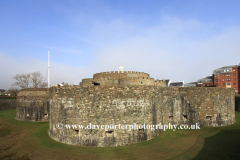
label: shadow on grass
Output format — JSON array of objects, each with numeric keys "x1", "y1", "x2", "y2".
[
  {"x1": 2, "y1": 110, "x2": 240, "y2": 160},
  {"x1": 191, "y1": 129, "x2": 240, "y2": 160},
  {"x1": 191, "y1": 111, "x2": 240, "y2": 160},
  {"x1": 235, "y1": 96, "x2": 240, "y2": 111}
]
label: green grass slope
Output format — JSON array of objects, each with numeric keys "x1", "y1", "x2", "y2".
[{"x1": 0, "y1": 109, "x2": 240, "y2": 160}]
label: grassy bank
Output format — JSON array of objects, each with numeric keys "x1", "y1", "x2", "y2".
[
  {"x1": 0, "y1": 97, "x2": 16, "y2": 101},
  {"x1": 0, "y1": 109, "x2": 240, "y2": 160}
]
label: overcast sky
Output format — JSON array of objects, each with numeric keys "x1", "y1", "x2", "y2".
[{"x1": 1, "y1": 0, "x2": 240, "y2": 90}]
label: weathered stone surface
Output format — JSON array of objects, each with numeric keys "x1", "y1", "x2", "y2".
[
  {"x1": 15, "y1": 70, "x2": 236, "y2": 147},
  {"x1": 48, "y1": 86, "x2": 235, "y2": 147},
  {"x1": 0, "y1": 100, "x2": 16, "y2": 110},
  {"x1": 80, "y1": 71, "x2": 166, "y2": 87},
  {"x1": 16, "y1": 88, "x2": 50, "y2": 121}
]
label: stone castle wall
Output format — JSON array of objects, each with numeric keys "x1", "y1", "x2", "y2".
[
  {"x1": 93, "y1": 71, "x2": 150, "y2": 79},
  {"x1": 0, "y1": 100, "x2": 17, "y2": 110},
  {"x1": 16, "y1": 88, "x2": 50, "y2": 121},
  {"x1": 80, "y1": 71, "x2": 165, "y2": 87},
  {"x1": 48, "y1": 86, "x2": 235, "y2": 147}
]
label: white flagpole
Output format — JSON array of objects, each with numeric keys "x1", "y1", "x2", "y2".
[{"x1": 48, "y1": 50, "x2": 50, "y2": 88}]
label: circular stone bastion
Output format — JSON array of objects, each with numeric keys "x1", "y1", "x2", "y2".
[{"x1": 48, "y1": 85, "x2": 235, "y2": 147}]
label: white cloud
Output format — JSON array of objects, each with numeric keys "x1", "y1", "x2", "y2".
[
  {"x1": 88, "y1": 17, "x2": 240, "y2": 83},
  {"x1": 0, "y1": 52, "x2": 93, "y2": 90},
  {"x1": 1, "y1": 14, "x2": 240, "y2": 90}
]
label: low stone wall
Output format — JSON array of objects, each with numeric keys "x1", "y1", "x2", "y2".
[
  {"x1": 0, "y1": 100, "x2": 17, "y2": 110},
  {"x1": 16, "y1": 88, "x2": 50, "y2": 121},
  {"x1": 48, "y1": 86, "x2": 235, "y2": 147}
]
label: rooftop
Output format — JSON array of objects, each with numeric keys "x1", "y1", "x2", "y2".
[
  {"x1": 197, "y1": 76, "x2": 212, "y2": 83},
  {"x1": 169, "y1": 82, "x2": 183, "y2": 87}
]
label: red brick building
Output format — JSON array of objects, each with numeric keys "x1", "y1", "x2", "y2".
[
  {"x1": 212, "y1": 65, "x2": 240, "y2": 94},
  {"x1": 197, "y1": 76, "x2": 214, "y2": 87}
]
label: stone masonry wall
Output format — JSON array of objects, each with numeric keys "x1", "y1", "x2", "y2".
[
  {"x1": 93, "y1": 71, "x2": 150, "y2": 79},
  {"x1": 0, "y1": 100, "x2": 17, "y2": 110},
  {"x1": 16, "y1": 88, "x2": 50, "y2": 121},
  {"x1": 80, "y1": 71, "x2": 165, "y2": 87},
  {"x1": 49, "y1": 86, "x2": 235, "y2": 147}
]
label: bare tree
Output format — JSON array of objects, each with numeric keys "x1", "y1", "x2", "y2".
[
  {"x1": 30, "y1": 71, "x2": 46, "y2": 88},
  {"x1": 12, "y1": 71, "x2": 47, "y2": 89},
  {"x1": 39, "y1": 82, "x2": 48, "y2": 88},
  {"x1": 12, "y1": 73, "x2": 31, "y2": 89}
]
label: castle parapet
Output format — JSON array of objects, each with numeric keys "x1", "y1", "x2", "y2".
[
  {"x1": 80, "y1": 71, "x2": 166, "y2": 87},
  {"x1": 93, "y1": 71, "x2": 150, "y2": 80}
]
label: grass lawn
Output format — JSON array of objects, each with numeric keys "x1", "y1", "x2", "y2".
[
  {"x1": 0, "y1": 98, "x2": 16, "y2": 101},
  {"x1": 0, "y1": 109, "x2": 240, "y2": 160}
]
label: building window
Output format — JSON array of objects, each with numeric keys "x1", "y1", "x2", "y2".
[
  {"x1": 224, "y1": 70, "x2": 226, "y2": 72},
  {"x1": 227, "y1": 78, "x2": 231, "y2": 81},
  {"x1": 227, "y1": 83, "x2": 231, "y2": 85},
  {"x1": 222, "y1": 74, "x2": 225, "y2": 77},
  {"x1": 234, "y1": 87, "x2": 236, "y2": 90},
  {"x1": 227, "y1": 74, "x2": 231, "y2": 76},
  {"x1": 223, "y1": 79, "x2": 225, "y2": 81},
  {"x1": 216, "y1": 84, "x2": 218, "y2": 86},
  {"x1": 215, "y1": 75, "x2": 218, "y2": 78},
  {"x1": 198, "y1": 84, "x2": 201, "y2": 87},
  {"x1": 233, "y1": 69, "x2": 236, "y2": 71},
  {"x1": 215, "y1": 79, "x2": 218, "y2": 82},
  {"x1": 234, "y1": 83, "x2": 236, "y2": 85},
  {"x1": 223, "y1": 83, "x2": 225, "y2": 86},
  {"x1": 233, "y1": 74, "x2": 236, "y2": 76},
  {"x1": 209, "y1": 84, "x2": 212, "y2": 86},
  {"x1": 234, "y1": 78, "x2": 236, "y2": 80},
  {"x1": 227, "y1": 69, "x2": 229, "y2": 72}
]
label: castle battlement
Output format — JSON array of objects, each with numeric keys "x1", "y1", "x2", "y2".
[
  {"x1": 85, "y1": 71, "x2": 153, "y2": 86},
  {"x1": 16, "y1": 69, "x2": 236, "y2": 148},
  {"x1": 94, "y1": 71, "x2": 149, "y2": 76}
]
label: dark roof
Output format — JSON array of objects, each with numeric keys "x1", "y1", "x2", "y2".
[
  {"x1": 170, "y1": 82, "x2": 183, "y2": 87},
  {"x1": 217, "y1": 65, "x2": 237, "y2": 69},
  {"x1": 197, "y1": 76, "x2": 212, "y2": 83}
]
